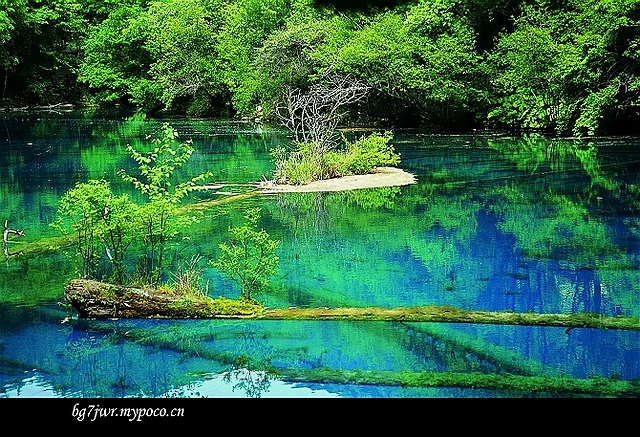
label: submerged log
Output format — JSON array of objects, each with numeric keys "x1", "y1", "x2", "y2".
[
  {"x1": 0, "y1": 192, "x2": 256, "y2": 262},
  {"x1": 260, "y1": 306, "x2": 640, "y2": 330},
  {"x1": 65, "y1": 279, "x2": 640, "y2": 330}
]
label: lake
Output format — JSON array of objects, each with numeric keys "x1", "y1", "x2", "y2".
[{"x1": 1, "y1": 109, "x2": 639, "y2": 398}]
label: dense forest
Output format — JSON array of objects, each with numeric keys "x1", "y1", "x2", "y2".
[{"x1": 2, "y1": 0, "x2": 640, "y2": 135}]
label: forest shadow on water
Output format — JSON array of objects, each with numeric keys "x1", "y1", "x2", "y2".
[{"x1": 1, "y1": 112, "x2": 640, "y2": 398}]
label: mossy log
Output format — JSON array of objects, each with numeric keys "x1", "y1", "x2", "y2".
[
  {"x1": 260, "y1": 306, "x2": 640, "y2": 330},
  {"x1": 276, "y1": 368, "x2": 640, "y2": 397},
  {"x1": 64, "y1": 279, "x2": 263, "y2": 319},
  {"x1": 65, "y1": 279, "x2": 640, "y2": 330}
]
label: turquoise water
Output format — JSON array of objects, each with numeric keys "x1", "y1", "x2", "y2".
[{"x1": 1, "y1": 110, "x2": 639, "y2": 398}]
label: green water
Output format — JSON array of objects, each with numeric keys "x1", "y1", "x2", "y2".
[{"x1": 1, "y1": 110, "x2": 639, "y2": 398}]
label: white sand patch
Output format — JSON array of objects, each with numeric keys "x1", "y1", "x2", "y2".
[{"x1": 259, "y1": 167, "x2": 416, "y2": 193}]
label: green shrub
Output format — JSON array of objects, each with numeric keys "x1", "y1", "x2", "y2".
[
  {"x1": 343, "y1": 131, "x2": 400, "y2": 174},
  {"x1": 272, "y1": 132, "x2": 400, "y2": 185},
  {"x1": 52, "y1": 179, "x2": 139, "y2": 283}
]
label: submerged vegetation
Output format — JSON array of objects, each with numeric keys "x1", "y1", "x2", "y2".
[
  {"x1": 277, "y1": 368, "x2": 640, "y2": 397},
  {"x1": 1, "y1": 114, "x2": 637, "y2": 397},
  {"x1": 70, "y1": 309, "x2": 640, "y2": 398}
]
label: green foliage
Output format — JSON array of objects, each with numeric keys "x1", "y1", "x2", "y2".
[
  {"x1": 54, "y1": 122, "x2": 213, "y2": 287},
  {"x1": 487, "y1": 0, "x2": 640, "y2": 135},
  {"x1": 1, "y1": 0, "x2": 86, "y2": 103},
  {"x1": 219, "y1": 0, "x2": 293, "y2": 116},
  {"x1": 8, "y1": 0, "x2": 640, "y2": 135},
  {"x1": 339, "y1": 131, "x2": 400, "y2": 174},
  {"x1": 211, "y1": 208, "x2": 280, "y2": 303},
  {"x1": 271, "y1": 145, "x2": 319, "y2": 185},
  {"x1": 144, "y1": 0, "x2": 226, "y2": 113},
  {"x1": 119, "y1": 123, "x2": 212, "y2": 202},
  {"x1": 325, "y1": 1, "x2": 483, "y2": 126},
  {"x1": 119, "y1": 122, "x2": 213, "y2": 285},
  {"x1": 52, "y1": 179, "x2": 139, "y2": 283},
  {"x1": 487, "y1": 7, "x2": 582, "y2": 132},
  {"x1": 78, "y1": 1, "x2": 160, "y2": 108},
  {"x1": 238, "y1": 9, "x2": 338, "y2": 118},
  {"x1": 272, "y1": 132, "x2": 400, "y2": 185}
]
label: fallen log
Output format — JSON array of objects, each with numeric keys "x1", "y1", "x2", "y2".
[
  {"x1": 64, "y1": 279, "x2": 640, "y2": 330},
  {"x1": 64, "y1": 279, "x2": 263, "y2": 319}
]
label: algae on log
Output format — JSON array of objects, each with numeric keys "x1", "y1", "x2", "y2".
[
  {"x1": 65, "y1": 279, "x2": 640, "y2": 330},
  {"x1": 260, "y1": 306, "x2": 640, "y2": 330},
  {"x1": 276, "y1": 368, "x2": 640, "y2": 397}
]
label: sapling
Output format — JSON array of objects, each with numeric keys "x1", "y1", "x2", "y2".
[
  {"x1": 119, "y1": 122, "x2": 213, "y2": 285},
  {"x1": 211, "y1": 208, "x2": 279, "y2": 303}
]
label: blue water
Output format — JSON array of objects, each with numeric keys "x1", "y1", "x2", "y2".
[{"x1": 1, "y1": 111, "x2": 639, "y2": 398}]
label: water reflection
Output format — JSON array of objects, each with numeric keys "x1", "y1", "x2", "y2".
[
  {"x1": 1, "y1": 113, "x2": 640, "y2": 397},
  {"x1": 3, "y1": 312, "x2": 639, "y2": 398}
]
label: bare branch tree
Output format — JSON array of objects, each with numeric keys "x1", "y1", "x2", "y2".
[{"x1": 275, "y1": 71, "x2": 370, "y2": 153}]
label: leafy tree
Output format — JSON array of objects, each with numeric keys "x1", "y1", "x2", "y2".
[
  {"x1": 78, "y1": 1, "x2": 160, "y2": 109},
  {"x1": 143, "y1": 0, "x2": 227, "y2": 115},
  {"x1": 1, "y1": 0, "x2": 86, "y2": 104},
  {"x1": 487, "y1": 0, "x2": 640, "y2": 135},
  {"x1": 235, "y1": 4, "x2": 336, "y2": 120},
  {"x1": 570, "y1": 0, "x2": 640, "y2": 135},
  {"x1": 119, "y1": 123, "x2": 213, "y2": 285},
  {"x1": 211, "y1": 208, "x2": 280, "y2": 303},
  {"x1": 487, "y1": 9, "x2": 582, "y2": 133},
  {"x1": 7, "y1": 0, "x2": 640, "y2": 135},
  {"x1": 218, "y1": 0, "x2": 293, "y2": 116},
  {"x1": 53, "y1": 179, "x2": 139, "y2": 283},
  {"x1": 325, "y1": 0, "x2": 483, "y2": 128}
]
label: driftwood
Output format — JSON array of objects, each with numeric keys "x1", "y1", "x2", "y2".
[
  {"x1": 64, "y1": 279, "x2": 640, "y2": 330},
  {"x1": 3, "y1": 220, "x2": 25, "y2": 258},
  {"x1": 5, "y1": 103, "x2": 75, "y2": 113}
]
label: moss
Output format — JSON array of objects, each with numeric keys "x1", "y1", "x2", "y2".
[
  {"x1": 276, "y1": 368, "x2": 640, "y2": 397},
  {"x1": 257, "y1": 306, "x2": 640, "y2": 330},
  {"x1": 65, "y1": 279, "x2": 640, "y2": 330},
  {"x1": 76, "y1": 313, "x2": 638, "y2": 398},
  {"x1": 165, "y1": 296, "x2": 264, "y2": 318}
]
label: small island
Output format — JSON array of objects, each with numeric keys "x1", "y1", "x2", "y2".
[{"x1": 259, "y1": 166, "x2": 416, "y2": 193}]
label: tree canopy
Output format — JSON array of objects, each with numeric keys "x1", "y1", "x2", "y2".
[{"x1": 3, "y1": 0, "x2": 640, "y2": 135}]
